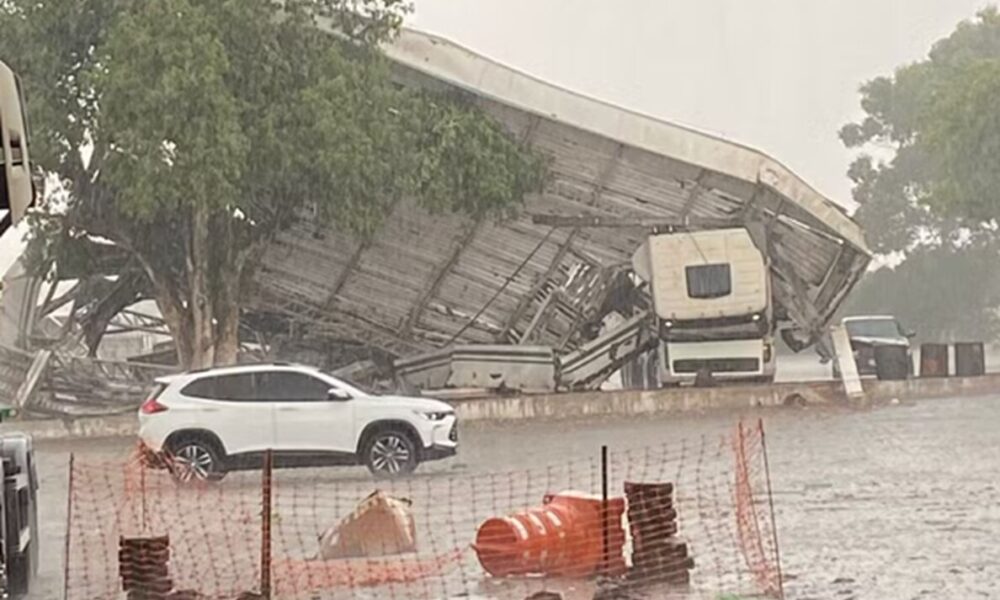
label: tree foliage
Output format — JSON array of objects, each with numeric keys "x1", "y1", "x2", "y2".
[
  {"x1": 0, "y1": 0, "x2": 546, "y2": 367},
  {"x1": 840, "y1": 8, "x2": 1000, "y2": 341}
]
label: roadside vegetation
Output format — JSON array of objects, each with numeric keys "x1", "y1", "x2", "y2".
[
  {"x1": 0, "y1": 0, "x2": 546, "y2": 368},
  {"x1": 841, "y1": 7, "x2": 1000, "y2": 341}
]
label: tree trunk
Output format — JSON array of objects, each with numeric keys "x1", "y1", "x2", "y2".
[
  {"x1": 151, "y1": 283, "x2": 194, "y2": 368},
  {"x1": 188, "y1": 202, "x2": 215, "y2": 369},
  {"x1": 215, "y1": 306, "x2": 240, "y2": 366},
  {"x1": 211, "y1": 211, "x2": 244, "y2": 366},
  {"x1": 126, "y1": 204, "x2": 253, "y2": 370},
  {"x1": 144, "y1": 274, "x2": 240, "y2": 369}
]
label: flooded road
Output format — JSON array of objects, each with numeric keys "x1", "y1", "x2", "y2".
[{"x1": 31, "y1": 394, "x2": 1000, "y2": 599}]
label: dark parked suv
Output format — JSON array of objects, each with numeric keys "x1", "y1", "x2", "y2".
[{"x1": 835, "y1": 315, "x2": 915, "y2": 377}]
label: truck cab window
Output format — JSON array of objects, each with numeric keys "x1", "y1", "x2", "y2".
[{"x1": 685, "y1": 263, "x2": 732, "y2": 299}]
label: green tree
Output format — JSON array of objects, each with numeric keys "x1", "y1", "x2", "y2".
[
  {"x1": 0, "y1": 0, "x2": 545, "y2": 368},
  {"x1": 840, "y1": 7, "x2": 1000, "y2": 341}
]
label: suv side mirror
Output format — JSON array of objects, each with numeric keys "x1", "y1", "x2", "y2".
[{"x1": 328, "y1": 388, "x2": 352, "y2": 401}]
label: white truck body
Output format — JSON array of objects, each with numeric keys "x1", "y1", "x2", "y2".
[
  {"x1": 1, "y1": 60, "x2": 33, "y2": 235},
  {"x1": 633, "y1": 228, "x2": 768, "y2": 320},
  {"x1": 632, "y1": 228, "x2": 776, "y2": 385}
]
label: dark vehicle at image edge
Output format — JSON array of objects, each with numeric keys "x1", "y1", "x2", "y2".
[{"x1": 834, "y1": 315, "x2": 916, "y2": 378}]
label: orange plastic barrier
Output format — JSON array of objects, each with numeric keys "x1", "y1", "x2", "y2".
[
  {"x1": 272, "y1": 549, "x2": 465, "y2": 593},
  {"x1": 473, "y1": 491, "x2": 626, "y2": 578}
]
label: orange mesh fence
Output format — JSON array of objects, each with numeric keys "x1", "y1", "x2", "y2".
[
  {"x1": 732, "y1": 420, "x2": 783, "y2": 598},
  {"x1": 66, "y1": 421, "x2": 782, "y2": 599}
]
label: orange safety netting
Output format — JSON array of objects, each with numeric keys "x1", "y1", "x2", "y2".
[
  {"x1": 65, "y1": 421, "x2": 783, "y2": 600},
  {"x1": 733, "y1": 420, "x2": 783, "y2": 598}
]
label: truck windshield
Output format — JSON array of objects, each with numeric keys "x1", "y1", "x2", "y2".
[
  {"x1": 846, "y1": 319, "x2": 903, "y2": 339},
  {"x1": 686, "y1": 263, "x2": 732, "y2": 299}
]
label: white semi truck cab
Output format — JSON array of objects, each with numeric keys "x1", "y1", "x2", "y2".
[
  {"x1": 1, "y1": 59, "x2": 33, "y2": 238},
  {"x1": 398, "y1": 227, "x2": 779, "y2": 392},
  {"x1": 631, "y1": 228, "x2": 776, "y2": 385}
]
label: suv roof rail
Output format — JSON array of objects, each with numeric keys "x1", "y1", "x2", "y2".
[{"x1": 182, "y1": 361, "x2": 303, "y2": 375}]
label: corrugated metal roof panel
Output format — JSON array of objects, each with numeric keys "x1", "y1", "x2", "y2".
[{"x1": 249, "y1": 27, "x2": 872, "y2": 358}]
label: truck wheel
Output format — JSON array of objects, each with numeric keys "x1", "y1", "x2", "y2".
[
  {"x1": 644, "y1": 352, "x2": 660, "y2": 390},
  {"x1": 363, "y1": 430, "x2": 418, "y2": 478},
  {"x1": 8, "y1": 555, "x2": 27, "y2": 597}
]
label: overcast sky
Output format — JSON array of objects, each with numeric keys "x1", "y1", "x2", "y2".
[
  {"x1": 411, "y1": 0, "x2": 994, "y2": 206},
  {"x1": 1, "y1": 1, "x2": 994, "y2": 273}
]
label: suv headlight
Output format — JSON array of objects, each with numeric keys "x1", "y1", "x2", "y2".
[{"x1": 415, "y1": 410, "x2": 453, "y2": 422}]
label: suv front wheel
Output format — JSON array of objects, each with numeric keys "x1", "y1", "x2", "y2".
[{"x1": 363, "y1": 430, "x2": 418, "y2": 478}]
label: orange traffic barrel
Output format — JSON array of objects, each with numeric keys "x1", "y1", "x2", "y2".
[{"x1": 473, "y1": 492, "x2": 626, "y2": 578}]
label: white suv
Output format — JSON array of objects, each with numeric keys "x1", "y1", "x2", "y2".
[{"x1": 138, "y1": 363, "x2": 458, "y2": 481}]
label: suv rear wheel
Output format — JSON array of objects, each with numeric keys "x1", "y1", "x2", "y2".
[
  {"x1": 363, "y1": 430, "x2": 418, "y2": 478},
  {"x1": 167, "y1": 437, "x2": 226, "y2": 483}
]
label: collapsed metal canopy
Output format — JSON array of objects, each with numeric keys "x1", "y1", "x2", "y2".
[{"x1": 252, "y1": 28, "x2": 872, "y2": 358}]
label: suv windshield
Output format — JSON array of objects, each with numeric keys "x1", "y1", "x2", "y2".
[{"x1": 845, "y1": 319, "x2": 904, "y2": 339}]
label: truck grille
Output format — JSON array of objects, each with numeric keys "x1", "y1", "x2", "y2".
[{"x1": 674, "y1": 358, "x2": 760, "y2": 374}]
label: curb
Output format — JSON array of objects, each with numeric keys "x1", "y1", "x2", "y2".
[
  {"x1": 0, "y1": 414, "x2": 139, "y2": 440},
  {"x1": 0, "y1": 382, "x2": 835, "y2": 440}
]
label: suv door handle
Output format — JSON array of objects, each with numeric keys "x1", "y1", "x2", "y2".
[{"x1": 277, "y1": 407, "x2": 298, "y2": 412}]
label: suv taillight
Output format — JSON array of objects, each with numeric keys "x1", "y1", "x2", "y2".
[
  {"x1": 141, "y1": 398, "x2": 168, "y2": 414},
  {"x1": 141, "y1": 384, "x2": 168, "y2": 414}
]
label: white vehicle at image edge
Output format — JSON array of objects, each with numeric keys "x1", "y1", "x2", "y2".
[{"x1": 138, "y1": 363, "x2": 458, "y2": 482}]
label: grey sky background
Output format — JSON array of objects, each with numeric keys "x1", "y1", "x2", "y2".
[
  {"x1": 0, "y1": 1, "x2": 993, "y2": 271},
  {"x1": 410, "y1": 0, "x2": 994, "y2": 207}
]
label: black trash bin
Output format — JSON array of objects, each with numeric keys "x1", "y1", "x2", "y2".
[
  {"x1": 920, "y1": 343, "x2": 949, "y2": 378},
  {"x1": 874, "y1": 345, "x2": 910, "y2": 381},
  {"x1": 955, "y1": 342, "x2": 986, "y2": 377}
]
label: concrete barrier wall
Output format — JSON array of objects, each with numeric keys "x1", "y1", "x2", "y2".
[
  {"x1": 4, "y1": 373, "x2": 999, "y2": 440},
  {"x1": 862, "y1": 373, "x2": 1000, "y2": 402},
  {"x1": 451, "y1": 381, "x2": 843, "y2": 422}
]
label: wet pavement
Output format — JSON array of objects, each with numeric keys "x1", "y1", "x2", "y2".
[{"x1": 30, "y1": 393, "x2": 1000, "y2": 599}]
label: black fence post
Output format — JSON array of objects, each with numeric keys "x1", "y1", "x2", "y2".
[
  {"x1": 601, "y1": 445, "x2": 609, "y2": 575},
  {"x1": 63, "y1": 454, "x2": 75, "y2": 600},
  {"x1": 758, "y1": 419, "x2": 784, "y2": 600},
  {"x1": 261, "y1": 449, "x2": 273, "y2": 599}
]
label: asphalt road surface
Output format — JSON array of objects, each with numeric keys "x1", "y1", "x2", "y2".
[{"x1": 30, "y1": 393, "x2": 1000, "y2": 599}]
